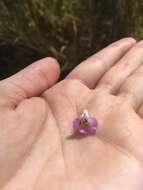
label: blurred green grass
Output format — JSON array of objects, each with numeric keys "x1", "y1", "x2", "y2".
[{"x1": 0, "y1": 0, "x2": 143, "y2": 79}]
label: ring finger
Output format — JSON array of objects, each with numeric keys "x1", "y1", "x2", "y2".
[
  {"x1": 118, "y1": 63, "x2": 143, "y2": 110},
  {"x1": 96, "y1": 41, "x2": 143, "y2": 94}
]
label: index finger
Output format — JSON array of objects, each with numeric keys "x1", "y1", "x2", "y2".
[{"x1": 67, "y1": 38, "x2": 136, "y2": 89}]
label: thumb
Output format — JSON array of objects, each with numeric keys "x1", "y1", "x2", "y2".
[{"x1": 0, "y1": 57, "x2": 60, "y2": 107}]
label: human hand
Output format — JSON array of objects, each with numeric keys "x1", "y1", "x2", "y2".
[{"x1": 1, "y1": 38, "x2": 143, "y2": 190}]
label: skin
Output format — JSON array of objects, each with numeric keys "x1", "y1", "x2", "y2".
[{"x1": 0, "y1": 38, "x2": 143, "y2": 190}]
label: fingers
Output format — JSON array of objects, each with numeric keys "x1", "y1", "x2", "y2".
[
  {"x1": 0, "y1": 57, "x2": 60, "y2": 107},
  {"x1": 118, "y1": 63, "x2": 143, "y2": 110},
  {"x1": 67, "y1": 37, "x2": 136, "y2": 88},
  {"x1": 96, "y1": 41, "x2": 143, "y2": 94}
]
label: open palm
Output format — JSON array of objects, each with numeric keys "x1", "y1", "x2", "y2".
[{"x1": 1, "y1": 38, "x2": 143, "y2": 190}]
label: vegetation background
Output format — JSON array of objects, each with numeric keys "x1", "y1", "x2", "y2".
[{"x1": 0, "y1": 0, "x2": 143, "y2": 79}]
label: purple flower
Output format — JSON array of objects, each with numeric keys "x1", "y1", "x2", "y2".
[{"x1": 73, "y1": 110, "x2": 98, "y2": 135}]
